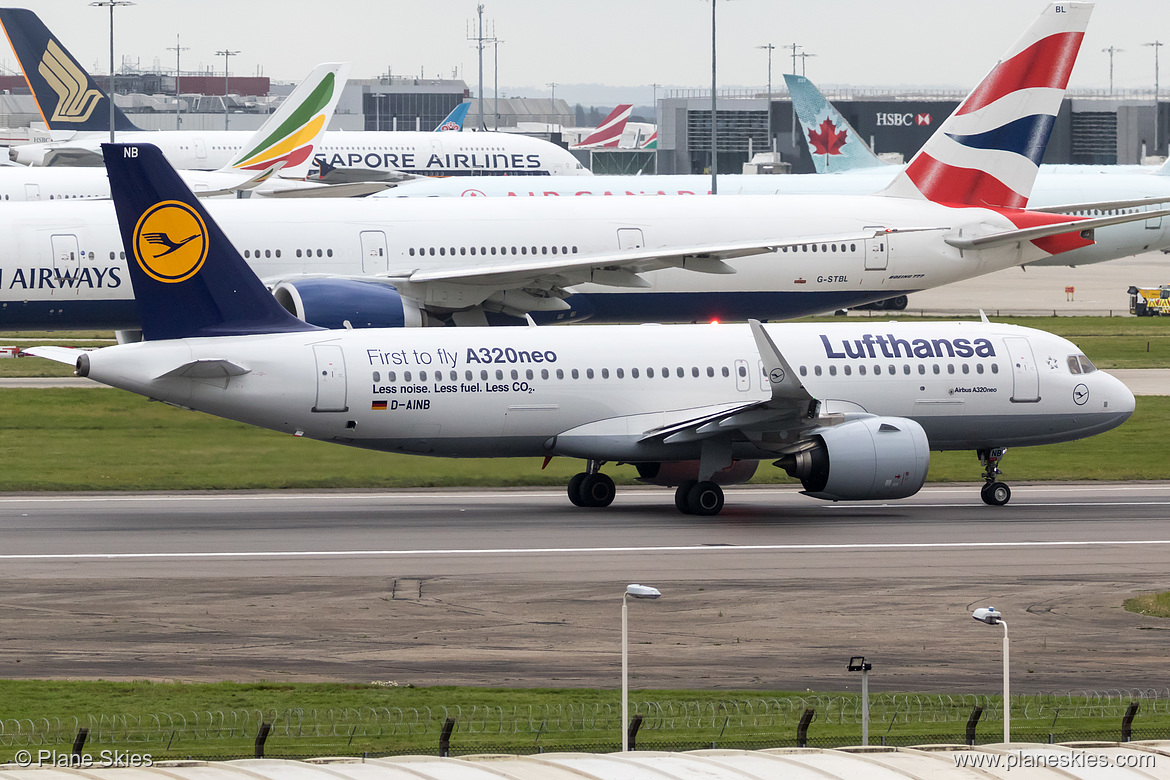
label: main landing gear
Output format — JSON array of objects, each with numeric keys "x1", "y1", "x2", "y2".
[
  {"x1": 567, "y1": 461, "x2": 616, "y2": 508},
  {"x1": 977, "y1": 447, "x2": 1012, "y2": 506},
  {"x1": 674, "y1": 480, "x2": 724, "y2": 516}
]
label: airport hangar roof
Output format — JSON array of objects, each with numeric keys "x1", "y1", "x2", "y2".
[{"x1": 6, "y1": 743, "x2": 1170, "y2": 780}]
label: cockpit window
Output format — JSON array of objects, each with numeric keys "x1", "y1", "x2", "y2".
[
  {"x1": 1068, "y1": 354, "x2": 1096, "y2": 374},
  {"x1": 1067, "y1": 355, "x2": 1081, "y2": 375},
  {"x1": 1078, "y1": 355, "x2": 1097, "y2": 374}
]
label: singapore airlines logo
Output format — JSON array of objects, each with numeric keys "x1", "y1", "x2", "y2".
[
  {"x1": 132, "y1": 201, "x2": 208, "y2": 283},
  {"x1": 38, "y1": 40, "x2": 103, "y2": 123}
]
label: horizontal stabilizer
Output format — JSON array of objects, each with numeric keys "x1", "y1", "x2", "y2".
[
  {"x1": 946, "y1": 207, "x2": 1170, "y2": 250},
  {"x1": 19, "y1": 345, "x2": 83, "y2": 365},
  {"x1": 156, "y1": 359, "x2": 251, "y2": 380},
  {"x1": 1028, "y1": 194, "x2": 1170, "y2": 214}
]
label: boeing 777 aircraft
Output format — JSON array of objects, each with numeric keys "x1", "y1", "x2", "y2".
[
  {"x1": 25, "y1": 142, "x2": 1136, "y2": 515},
  {"x1": 570, "y1": 105, "x2": 633, "y2": 149},
  {"x1": 0, "y1": 9, "x2": 588, "y2": 177}
]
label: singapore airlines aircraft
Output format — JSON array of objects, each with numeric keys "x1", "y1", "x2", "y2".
[
  {"x1": 2, "y1": 3, "x2": 1160, "y2": 335},
  {"x1": 25, "y1": 142, "x2": 1136, "y2": 515},
  {"x1": 0, "y1": 8, "x2": 588, "y2": 177},
  {"x1": 0, "y1": 62, "x2": 392, "y2": 200}
]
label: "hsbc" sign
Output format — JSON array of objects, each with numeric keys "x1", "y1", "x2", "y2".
[{"x1": 875, "y1": 112, "x2": 933, "y2": 127}]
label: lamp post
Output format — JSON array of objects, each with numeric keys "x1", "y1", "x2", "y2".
[
  {"x1": 1144, "y1": 41, "x2": 1163, "y2": 155},
  {"x1": 167, "y1": 35, "x2": 188, "y2": 130},
  {"x1": 215, "y1": 49, "x2": 239, "y2": 131},
  {"x1": 89, "y1": 1, "x2": 133, "y2": 144},
  {"x1": 973, "y1": 607, "x2": 1009, "y2": 743},
  {"x1": 847, "y1": 657, "x2": 872, "y2": 745},
  {"x1": 708, "y1": 0, "x2": 720, "y2": 194},
  {"x1": 1102, "y1": 46, "x2": 1124, "y2": 96},
  {"x1": 756, "y1": 44, "x2": 774, "y2": 153},
  {"x1": 622, "y1": 583, "x2": 661, "y2": 752}
]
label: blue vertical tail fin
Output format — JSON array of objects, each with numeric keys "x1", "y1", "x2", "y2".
[
  {"x1": 0, "y1": 8, "x2": 141, "y2": 132},
  {"x1": 434, "y1": 102, "x2": 469, "y2": 131},
  {"x1": 102, "y1": 142, "x2": 320, "y2": 341}
]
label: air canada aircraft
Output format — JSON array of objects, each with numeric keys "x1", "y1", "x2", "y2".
[
  {"x1": 25, "y1": 143, "x2": 1137, "y2": 515},
  {"x1": 0, "y1": 62, "x2": 392, "y2": 200},
  {"x1": 5, "y1": 3, "x2": 1165, "y2": 335},
  {"x1": 0, "y1": 8, "x2": 587, "y2": 177}
]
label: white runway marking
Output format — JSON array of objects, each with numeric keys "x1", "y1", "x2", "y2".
[{"x1": 3, "y1": 538, "x2": 1170, "y2": 561}]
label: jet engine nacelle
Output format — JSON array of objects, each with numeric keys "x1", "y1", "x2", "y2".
[
  {"x1": 635, "y1": 459, "x2": 759, "y2": 487},
  {"x1": 776, "y1": 416, "x2": 929, "y2": 501},
  {"x1": 272, "y1": 279, "x2": 426, "y2": 329}
]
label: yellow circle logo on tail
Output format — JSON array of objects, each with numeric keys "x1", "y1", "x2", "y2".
[{"x1": 131, "y1": 200, "x2": 208, "y2": 283}]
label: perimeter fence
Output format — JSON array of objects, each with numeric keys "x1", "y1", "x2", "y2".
[{"x1": 4, "y1": 688, "x2": 1170, "y2": 760}]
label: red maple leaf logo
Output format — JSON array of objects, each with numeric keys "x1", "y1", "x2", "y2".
[{"x1": 808, "y1": 118, "x2": 847, "y2": 155}]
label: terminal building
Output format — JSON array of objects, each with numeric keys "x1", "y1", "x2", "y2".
[{"x1": 656, "y1": 88, "x2": 1169, "y2": 175}]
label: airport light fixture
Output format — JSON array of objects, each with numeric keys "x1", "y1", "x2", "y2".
[
  {"x1": 972, "y1": 606, "x2": 1010, "y2": 743},
  {"x1": 1144, "y1": 41, "x2": 1163, "y2": 155},
  {"x1": 89, "y1": 1, "x2": 134, "y2": 145},
  {"x1": 216, "y1": 49, "x2": 240, "y2": 131},
  {"x1": 167, "y1": 35, "x2": 189, "y2": 131},
  {"x1": 847, "y1": 656, "x2": 872, "y2": 745},
  {"x1": 1102, "y1": 46, "x2": 1124, "y2": 96},
  {"x1": 622, "y1": 583, "x2": 661, "y2": 752}
]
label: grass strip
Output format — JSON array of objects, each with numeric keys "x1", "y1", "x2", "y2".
[{"x1": 0, "y1": 391, "x2": 1165, "y2": 491}]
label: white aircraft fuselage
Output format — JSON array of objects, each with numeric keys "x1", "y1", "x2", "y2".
[
  {"x1": 0, "y1": 194, "x2": 1066, "y2": 330},
  {"x1": 71, "y1": 320, "x2": 1133, "y2": 461},
  {"x1": 385, "y1": 168, "x2": 1170, "y2": 267},
  {"x1": 10, "y1": 130, "x2": 590, "y2": 177}
]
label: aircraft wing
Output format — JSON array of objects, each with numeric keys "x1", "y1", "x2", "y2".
[{"x1": 388, "y1": 229, "x2": 906, "y2": 291}]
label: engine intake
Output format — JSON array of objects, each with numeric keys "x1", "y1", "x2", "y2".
[
  {"x1": 272, "y1": 278, "x2": 424, "y2": 328},
  {"x1": 775, "y1": 416, "x2": 929, "y2": 501}
]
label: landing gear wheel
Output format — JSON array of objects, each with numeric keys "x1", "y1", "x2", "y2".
[
  {"x1": 686, "y1": 481, "x2": 725, "y2": 516},
  {"x1": 567, "y1": 472, "x2": 588, "y2": 507},
  {"x1": 579, "y1": 473, "x2": 616, "y2": 508},
  {"x1": 887, "y1": 295, "x2": 909, "y2": 311},
  {"x1": 981, "y1": 481, "x2": 1011, "y2": 506},
  {"x1": 675, "y1": 480, "x2": 698, "y2": 514}
]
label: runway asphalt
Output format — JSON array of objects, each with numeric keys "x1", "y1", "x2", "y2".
[{"x1": 2, "y1": 483, "x2": 1169, "y2": 693}]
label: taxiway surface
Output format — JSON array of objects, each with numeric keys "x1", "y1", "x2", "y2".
[{"x1": 1, "y1": 483, "x2": 1169, "y2": 693}]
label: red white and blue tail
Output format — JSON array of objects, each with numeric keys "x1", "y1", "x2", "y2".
[
  {"x1": 882, "y1": 2, "x2": 1092, "y2": 209},
  {"x1": 572, "y1": 104, "x2": 633, "y2": 149}
]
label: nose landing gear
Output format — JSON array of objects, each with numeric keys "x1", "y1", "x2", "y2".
[{"x1": 977, "y1": 447, "x2": 1011, "y2": 506}]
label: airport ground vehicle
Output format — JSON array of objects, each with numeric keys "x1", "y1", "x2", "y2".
[{"x1": 1128, "y1": 285, "x2": 1170, "y2": 316}]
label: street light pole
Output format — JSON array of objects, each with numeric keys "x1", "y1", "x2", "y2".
[
  {"x1": 973, "y1": 607, "x2": 1010, "y2": 743},
  {"x1": 1102, "y1": 46, "x2": 1124, "y2": 96},
  {"x1": 622, "y1": 584, "x2": 661, "y2": 752},
  {"x1": 167, "y1": 35, "x2": 188, "y2": 131},
  {"x1": 847, "y1": 657, "x2": 872, "y2": 746},
  {"x1": 1144, "y1": 41, "x2": 1163, "y2": 155},
  {"x1": 215, "y1": 49, "x2": 239, "y2": 131},
  {"x1": 89, "y1": 1, "x2": 133, "y2": 145},
  {"x1": 757, "y1": 44, "x2": 775, "y2": 152}
]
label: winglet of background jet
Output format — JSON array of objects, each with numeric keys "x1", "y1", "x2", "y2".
[
  {"x1": 0, "y1": 7, "x2": 141, "y2": 133},
  {"x1": 571, "y1": 104, "x2": 633, "y2": 149},
  {"x1": 434, "y1": 102, "x2": 470, "y2": 132},
  {"x1": 784, "y1": 74, "x2": 886, "y2": 173}
]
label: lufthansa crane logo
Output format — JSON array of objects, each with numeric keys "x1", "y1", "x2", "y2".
[{"x1": 132, "y1": 200, "x2": 208, "y2": 283}]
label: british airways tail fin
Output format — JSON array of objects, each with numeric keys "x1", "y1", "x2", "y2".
[
  {"x1": 435, "y1": 102, "x2": 470, "y2": 131},
  {"x1": 0, "y1": 7, "x2": 141, "y2": 132},
  {"x1": 881, "y1": 2, "x2": 1092, "y2": 208},
  {"x1": 572, "y1": 104, "x2": 633, "y2": 149},
  {"x1": 102, "y1": 143, "x2": 320, "y2": 341},
  {"x1": 225, "y1": 62, "x2": 349, "y2": 178},
  {"x1": 784, "y1": 74, "x2": 886, "y2": 173}
]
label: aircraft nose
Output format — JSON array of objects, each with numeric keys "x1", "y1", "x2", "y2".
[{"x1": 1100, "y1": 370, "x2": 1136, "y2": 417}]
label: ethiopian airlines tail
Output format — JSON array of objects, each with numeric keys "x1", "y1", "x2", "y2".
[
  {"x1": 784, "y1": 74, "x2": 886, "y2": 173},
  {"x1": 881, "y1": 2, "x2": 1091, "y2": 208},
  {"x1": 434, "y1": 102, "x2": 470, "y2": 132},
  {"x1": 224, "y1": 62, "x2": 349, "y2": 179},
  {"x1": 572, "y1": 104, "x2": 633, "y2": 149},
  {"x1": 0, "y1": 7, "x2": 140, "y2": 133},
  {"x1": 103, "y1": 143, "x2": 319, "y2": 341}
]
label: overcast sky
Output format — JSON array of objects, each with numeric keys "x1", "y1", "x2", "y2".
[{"x1": 2, "y1": 1, "x2": 1166, "y2": 104}]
